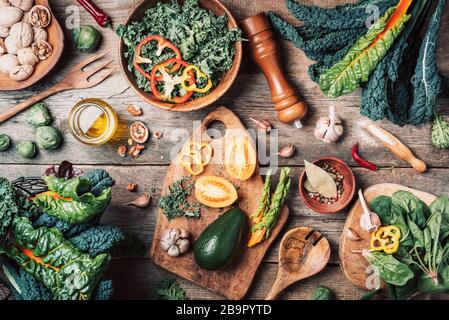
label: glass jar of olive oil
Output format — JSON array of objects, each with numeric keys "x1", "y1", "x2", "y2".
[{"x1": 68, "y1": 98, "x2": 118, "y2": 145}]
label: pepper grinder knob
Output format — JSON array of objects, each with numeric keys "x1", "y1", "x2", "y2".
[{"x1": 241, "y1": 13, "x2": 308, "y2": 127}]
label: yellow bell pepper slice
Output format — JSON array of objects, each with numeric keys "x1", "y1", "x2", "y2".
[
  {"x1": 181, "y1": 65, "x2": 213, "y2": 93},
  {"x1": 179, "y1": 150, "x2": 204, "y2": 176},
  {"x1": 370, "y1": 225, "x2": 401, "y2": 254}
]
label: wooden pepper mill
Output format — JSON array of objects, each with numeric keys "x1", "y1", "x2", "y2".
[{"x1": 241, "y1": 13, "x2": 308, "y2": 128}]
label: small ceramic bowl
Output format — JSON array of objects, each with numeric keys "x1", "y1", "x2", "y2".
[
  {"x1": 118, "y1": 0, "x2": 242, "y2": 112},
  {"x1": 299, "y1": 157, "x2": 356, "y2": 214}
]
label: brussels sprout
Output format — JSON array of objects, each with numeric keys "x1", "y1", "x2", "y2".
[
  {"x1": 36, "y1": 126, "x2": 62, "y2": 150},
  {"x1": 312, "y1": 285, "x2": 335, "y2": 300},
  {"x1": 0, "y1": 134, "x2": 11, "y2": 151},
  {"x1": 26, "y1": 103, "x2": 52, "y2": 127},
  {"x1": 72, "y1": 25, "x2": 101, "y2": 53},
  {"x1": 16, "y1": 141, "x2": 37, "y2": 159}
]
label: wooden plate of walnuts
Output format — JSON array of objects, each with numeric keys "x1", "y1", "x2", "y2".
[{"x1": 0, "y1": 0, "x2": 64, "y2": 91}]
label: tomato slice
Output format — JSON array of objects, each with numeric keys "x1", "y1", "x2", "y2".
[
  {"x1": 225, "y1": 136, "x2": 257, "y2": 181},
  {"x1": 194, "y1": 176, "x2": 238, "y2": 208}
]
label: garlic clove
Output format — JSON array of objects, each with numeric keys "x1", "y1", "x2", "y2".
[
  {"x1": 277, "y1": 144, "x2": 296, "y2": 158},
  {"x1": 126, "y1": 192, "x2": 151, "y2": 208},
  {"x1": 167, "y1": 245, "x2": 181, "y2": 257},
  {"x1": 346, "y1": 227, "x2": 361, "y2": 241}
]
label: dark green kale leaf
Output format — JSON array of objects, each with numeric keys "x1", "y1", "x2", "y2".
[
  {"x1": 286, "y1": 0, "x2": 398, "y2": 30},
  {"x1": 432, "y1": 112, "x2": 449, "y2": 149},
  {"x1": 152, "y1": 278, "x2": 187, "y2": 300},
  {"x1": 69, "y1": 224, "x2": 124, "y2": 256},
  {"x1": 408, "y1": 0, "x2": 446, "y2": 125}
]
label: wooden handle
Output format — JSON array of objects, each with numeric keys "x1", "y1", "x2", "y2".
[
  {"x1": 241, "y1": 13, "x2": 308, "y2": 125},
  {"x1": 265, "y1": 271, "x2": 292, "y2": 300},
  {"x1": 0, "y1": 84, "x2": 66, "y2": 124},
  {"x1": 366, "y1": 124, "x2": 427, "y2": 173}
]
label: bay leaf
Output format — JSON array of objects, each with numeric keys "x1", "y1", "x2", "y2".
[
  {"x1": 304, "y1": 179, "x2": 317, "y2": 193},
  {"x1": 304, "y1": 160, "x2": 337, "y2": 198}
]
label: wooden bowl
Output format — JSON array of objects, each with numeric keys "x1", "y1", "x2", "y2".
[
  {"x1": 299, "y1": 157, "x2": 356, "y2": 214},
  {"x1": 0, "y1": 0, "x2": 64, "y2": 91},
  {"x1": 118, "y1": 0, "x2": 242, "y2": 112}
]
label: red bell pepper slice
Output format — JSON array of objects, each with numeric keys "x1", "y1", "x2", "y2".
[
  {"x1": 150, "y1": 58, "x2": 195, "y2": 104},
  {"x1": 133, "y1": 35, "x2": 182, "y2": 81}
]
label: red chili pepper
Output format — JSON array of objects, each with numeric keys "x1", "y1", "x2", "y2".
[
  {"x1": 77, "y1": 0, "x2": 111, "y2": 28},
  {"x1": 133, "y1": 35, "x2": 182, "y2": 81},
  {"x1": 352, "y1": 142, "x2": 378, "y2": 171},
  {"x1": 150, "y1": 58, "x2": 195, "y2": 104}
]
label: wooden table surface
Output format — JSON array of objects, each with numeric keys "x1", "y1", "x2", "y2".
[{"x1": 0, "y1": 0, "x2": 448, "y2": 300}]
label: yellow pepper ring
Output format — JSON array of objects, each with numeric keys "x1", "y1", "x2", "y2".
[
  {"x1": 370, "y1": 225, "x2": 401, "y2": 254},
  {"x1": 179, "y1": 150, "x2": 204, "y2": 176},
  {"x1": 181, "y1": 65, "x2": 213, "y2": 93},
  {"x1": 182, "y1": 142, "x2": 213, "y2": 166}
]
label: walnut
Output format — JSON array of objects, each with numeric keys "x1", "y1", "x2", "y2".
[
  {"x1": 9, "y1": 22, "x2": 34, "y2": 49},
  {"x1": 129, "y1": 144, "x2": 145, "y2": 159},
  {"x1": 127, "y1": 104, "x2": 142, "y2": 116},
  {"x1": 117, "y1": 145, "x2": 127, "y2": 157},
  {"x1": 17, "y1": 47, "x2": 39, "y2": 66},
  {"x1": 9, "y1": 0, "x2": 34, "y2": 11},
  {"x1": 32, "y1": 40, "x2": 52, "y2": 60},
  {"x1": 130, "y1": 121, "x2": 149, "y2": 144},
  {"x1": 153, "y1": 131, "x2": 163, "y2": 139},
  {"x1": 29, "y1": 5, "x2": 52, "y2": 28},
  {"x1": 33, "y1": 27, "x2": 47, "y2": 42},
  {"x1": 9, "y1": 64, "x2": 34, "y2": 81}
]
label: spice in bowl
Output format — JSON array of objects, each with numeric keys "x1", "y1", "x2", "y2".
[{"x1": 304, "y1": 161, "x2": 344, "y2": 205}]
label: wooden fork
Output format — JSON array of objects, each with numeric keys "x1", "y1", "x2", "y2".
[{"x1": 0, "y1": 53, "x2": 115, "y2": 124}]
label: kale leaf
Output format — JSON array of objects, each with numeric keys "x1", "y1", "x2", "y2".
[
  {"x1": 152, "y1": 278, "x2": 187, "y2": 300},
  {"x1": 117, "y1": 0, "x2": 241, "y2": 95},
  {"x1": 408, "y1": 0, "x2": 446, "y2": 125},
  {"x1": 432, "y1": 112, "x2": 449, "y2": 149}
]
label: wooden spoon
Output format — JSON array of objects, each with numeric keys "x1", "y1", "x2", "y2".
[{"x1": 265, "y1": 227, "x2": 331, "y2": 300}]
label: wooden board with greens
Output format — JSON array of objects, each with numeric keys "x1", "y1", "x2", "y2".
[
  {"x1": 150, "y1": 106, "x2": 289, "y2": 300},
  {"x1": 339, "y1": 183, "x2": 449, "y2": 298}
]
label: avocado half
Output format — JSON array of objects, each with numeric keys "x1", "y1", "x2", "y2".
[{"x1": 194, "y1": 208, "x2": 246, "y2": 270}]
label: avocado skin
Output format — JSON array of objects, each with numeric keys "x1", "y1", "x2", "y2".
[{"x1": 194, "y1": 208, "x2": 246, "y2": 270}]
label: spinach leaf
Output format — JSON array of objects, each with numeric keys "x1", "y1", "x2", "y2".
[
  {"x1": 430, "y1": 196, "x2": 449, "y2": 240},
  {"x1": 392, "y1": 191, "x2": 429, "y2": 228},
  {"x1": 370, "y1": 195, "x2": 395, "y2": 224},
  {"x1": 363, "y1": 251, "x2": 415, "y2": 286},
  {"x1": 407, "y1": 215, "x2": 424, "y2": 249}
]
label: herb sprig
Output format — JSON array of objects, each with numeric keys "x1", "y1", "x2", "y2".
[{"x1": 158, "y1": 176, "x2": 201, "y2": 220}]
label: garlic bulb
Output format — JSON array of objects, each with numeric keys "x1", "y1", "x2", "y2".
[
  {"x1": 160, "y1": 228, "x2": 190, "y2": 257},
  {"x1": 314, "y1": 106, "x2": 344, "y2": 143}
]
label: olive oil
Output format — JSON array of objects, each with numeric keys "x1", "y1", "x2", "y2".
[{"x1": 68, "y1": 99, "x2": 118, "y2": 145}]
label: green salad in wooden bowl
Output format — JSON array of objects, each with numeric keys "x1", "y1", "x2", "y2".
[{"x1": 117, "y1": 0, "x2": 242, "y2": 112}]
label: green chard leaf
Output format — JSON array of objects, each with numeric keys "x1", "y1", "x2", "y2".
[
  {"x1": 320, "y1": 7, "x2": 411, "y2": 98},
  {"x1": 408, "y1": 0, "x2": 446, "y2": 125}
]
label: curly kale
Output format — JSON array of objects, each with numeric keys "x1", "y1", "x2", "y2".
[
  {"x1": 432, "y1": 113, "x2": 449, "y2": 149},
  {"x1": 83, "y1": 169, "x2": 115, "y2": 196},
  {"x1": 33, "y1": 212, "x2": 101, "y2": 237},
  {"x1": 0, "y1": 178, "x2": 19, "y2": 238},
  {"x1": 69, "y1": 225, "x2": 124, "y2": 256},
  {"x1": 152, "y1": 278, "x2": 187, "y2": 300},
  {"x1": 286, "y1": 0, "x2": 398, "y2": 30},
  {"x1": 93, "y1": 279, "x2": 114, "y2": 300},
  {"x1": 117, "y1": 0, "x2": 241, "y2": 94}
]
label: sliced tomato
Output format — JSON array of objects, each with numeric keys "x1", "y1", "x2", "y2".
[
  {"x1": 225, "y1": 136, "x2": 257, "y2": 181},
  {"x1": 194, "y1": 176, "x2": 238, "y2": 208}
]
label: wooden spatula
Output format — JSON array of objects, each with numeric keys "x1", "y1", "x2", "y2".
[
  {"x1": 0, "y1": 53, "x2": 115, "y2": 124},
  {"x1": 265, "y1": 227, "x2": 330, "y2": 300}
]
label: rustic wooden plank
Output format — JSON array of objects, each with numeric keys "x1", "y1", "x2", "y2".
[
  {"x1": 1, "y1": 164, "x2": 449, "y2": 265},
  {"x1": 0, "y1": 1, "x2": 447, "y2": 167},
  {"x1": 105, "y1": 259, "x2": 366, "y2": 300},
  {"x1": 0, "y1": 81, "x2": 448, "y2": 166}
]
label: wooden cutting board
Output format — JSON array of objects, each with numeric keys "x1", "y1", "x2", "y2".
[
  {"x1": 339, "y1": 183, "x2": 436, "y2": 289},
  {"x1": 150, "y1": 106, "x2": 289, "y2": 300}
]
